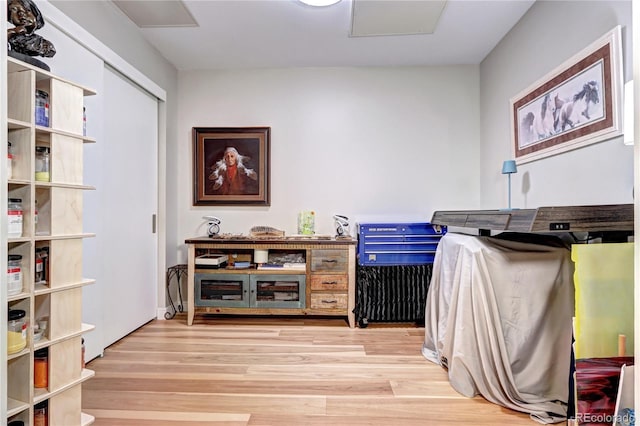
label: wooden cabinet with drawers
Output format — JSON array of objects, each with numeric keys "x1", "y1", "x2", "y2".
[
  {"x1": 185, "y1": 237, "x2": 356, "y2": 327},
  {"x1": 309, "y1": 250, "x2": 349, "y2": 312}
]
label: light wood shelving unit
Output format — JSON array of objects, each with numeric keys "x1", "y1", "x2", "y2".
[{"x1": 5, "y1": 57, "x2": 96, "y2": 425}]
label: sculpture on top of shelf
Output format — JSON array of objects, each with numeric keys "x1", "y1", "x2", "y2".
[
  {"x1": 7, "y1": 0, "x2": 56, "y2": 71},
  {"x1": 333, "y1": 215, "x2": 350, "y2": 238}
]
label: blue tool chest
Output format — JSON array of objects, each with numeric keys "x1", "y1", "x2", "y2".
[{"x1": 357, "y1": 222, "x2": 446, "y2": 266}]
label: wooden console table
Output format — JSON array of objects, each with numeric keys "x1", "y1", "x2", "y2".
[{"x1": 185, "y1": 236, "x2": 357, "y2": 327}]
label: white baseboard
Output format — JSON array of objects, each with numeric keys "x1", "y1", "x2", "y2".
[{"x1": 156, "y1": 307, "x2": 168, "y2": 320}]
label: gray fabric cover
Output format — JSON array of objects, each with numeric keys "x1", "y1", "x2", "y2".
[{"x1": 422, "y1": 232, "x2": 574, "y2": 424}]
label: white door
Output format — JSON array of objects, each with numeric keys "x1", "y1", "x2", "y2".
[{"x1": 99, "y1": 65, "x2": 158, "y2": 346}]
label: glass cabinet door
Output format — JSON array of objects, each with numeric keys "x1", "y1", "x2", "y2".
[
  {"x1": 195, "y1": 274, "x2": 250, "y2": 307},
  {"x1": 195, "y1": 273, "x2": 306, "y2": 309},
  {"x1": 251, "y1": 275, "x2": 306, "y2": 309}
]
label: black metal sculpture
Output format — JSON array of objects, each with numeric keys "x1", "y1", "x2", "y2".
[{"x1": 7, "y1": 0, "x2": 56, "y2": 70}]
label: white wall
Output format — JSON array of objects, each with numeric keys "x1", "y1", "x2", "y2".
[
  {"x1": 480, "y1": 0, "x2": 634, "y2": 209},
  {"x1": 176, "y1": 66, "x2": 481, "y2": 260}
]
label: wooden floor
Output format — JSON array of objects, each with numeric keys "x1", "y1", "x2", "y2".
[{"x1": 82, "y1": 315, "x2": 537, "y2": 425}]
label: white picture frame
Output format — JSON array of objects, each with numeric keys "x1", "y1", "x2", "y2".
[{"x1": 510, "y1": 26, "x2": 623, "y2": 165}]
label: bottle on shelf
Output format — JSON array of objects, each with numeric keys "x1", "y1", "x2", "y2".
[
  {"x1": 33, "y1": 400, "x2": 48, "y2": 426},
  {"x1": 35, "y1": 248, "x2": 44, "y2": 284},
  {"x1": 34, "y1": 348, "x2": 49, "y2": 389},
  {"x1": 7, "y1": 141, "x2": 13, "y2": 179},
  {"x1": 36, "y1": 316, "x2": 48, "y2": 341},
  {"x1": 7, "y1": 198, "x2": 23, "y2": 238},
  {"x1": 7, "y1": 309, "x2": 27, "y2": 354},
  {"x1": 7, "y1": 254, "x2": 23, "y2": 296},
  {"x1": 35, "y1": 146, "x2": 50, "y2": 182},
  {"x1": 35, "y1": 89, "x2": 50, "y2": 127},
  {"x1": 41, "y1": 246, "x2": 49, "y2": 284}
]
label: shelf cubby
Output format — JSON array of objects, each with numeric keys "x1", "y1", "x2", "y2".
[
  {"x1": 8, "y1": 127, "x2": 32, "y2": 182},
  {"x1": 49, "y1": 239, "x2": 83, "y2": 288},
  {"x1": 7, "y1": 68, "x2": 34, "y2": 123}
]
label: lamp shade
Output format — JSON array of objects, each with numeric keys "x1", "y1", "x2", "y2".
[{"x1": 501, "y1": 160, "x2": 517, "y2": 174}]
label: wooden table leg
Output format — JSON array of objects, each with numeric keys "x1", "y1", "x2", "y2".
[{"x1": 187, "y1": 244, "x2": 195, "y2": 325}]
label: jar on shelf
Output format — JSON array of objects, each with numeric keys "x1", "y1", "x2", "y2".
[
  {"x1": 34, "y1": 348, "x2": 49, "y2": 388},
  {"x1": 7, "y1": 198, "x2": 23, "y2": 238},
  {"x1": 7, "y1": 254, "x2": 23, "y2": 296},
  {"x1": 35, "y1": 146, "x2": 50, "y2": 182},
  {"x1": 81, "y1": 337, "x2": 86, "y2": 368},
  {"x1": 41, "y1": 246, "x2": 50, "y2": 283},
  {"x1": 83, "y1": 106, "x2": 87, "y2": 136},
  {"x1": 35, "y1": 89, "x2": 50, "y2": 127},
  {"x1": 7, "y1": 309, "x2": 27, "y2": 354},
  {"x1": 34, "y1": 400, "x2": 48, "y2": 426},
  {"x1": 35, "y1": 248, "x2": 44, "y2": 284},
  {"x1": 7, "y1": 141, "x2": 13, "y2": 179}
]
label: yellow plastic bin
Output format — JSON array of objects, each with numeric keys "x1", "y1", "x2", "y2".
[{"x1": 572, "y1": 242, "x2": 634, "y2": 359}]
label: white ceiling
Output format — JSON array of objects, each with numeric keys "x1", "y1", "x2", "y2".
[{"x1": 111, "y1": 0, "x2": 535, "y2": 71}]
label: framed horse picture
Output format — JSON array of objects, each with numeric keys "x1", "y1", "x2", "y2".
[
  {"x1": 192, "y1": 127, "x2": 271, "y2": 206},
  {"x1": 510, "y1": 26, "x2": 623, "y2": 164}
]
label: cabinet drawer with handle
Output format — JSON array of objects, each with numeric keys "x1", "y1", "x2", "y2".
[
  {"x1": 310, "y1": 250, "x2": 348, "y2": 272},
  {"x1": 310, "y1": 293, "x2": 348, "y2": 310},
  {"x1": 310, "y1": 274, "x2": 348, "y2": 291}
]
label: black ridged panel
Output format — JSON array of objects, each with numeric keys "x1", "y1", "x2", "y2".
[{"x1": 354, "y1": 264, "x2": 433, "y2": 324}]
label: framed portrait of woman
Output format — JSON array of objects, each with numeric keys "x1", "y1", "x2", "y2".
[{"x1": 193, "y1": 127, "x2": 270, "y2": 206}]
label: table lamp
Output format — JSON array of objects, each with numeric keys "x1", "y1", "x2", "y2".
[{"x1": 501, "y1": 160, "x2": 517, "y2": 210}]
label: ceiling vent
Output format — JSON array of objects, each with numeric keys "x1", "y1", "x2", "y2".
[
  {"x1": 112, "y1": 0, "x2": 199, "y2": 28},
  {"x1": 351, "y1": 0, "x2": 447, "y2": 37}
]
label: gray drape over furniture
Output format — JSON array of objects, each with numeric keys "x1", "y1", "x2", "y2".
[{"x1": 422, "y1": 232, "x2": 574, "y2": 424}]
